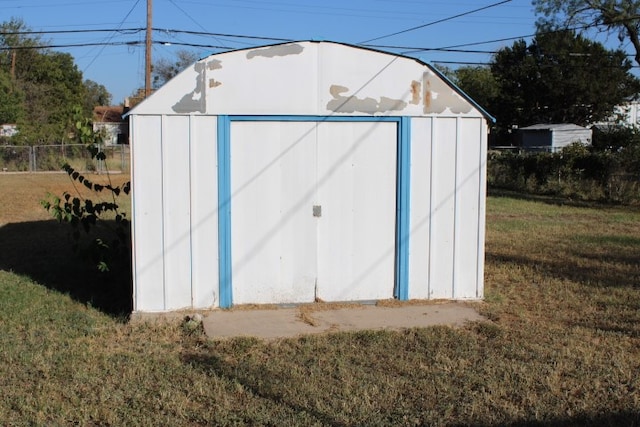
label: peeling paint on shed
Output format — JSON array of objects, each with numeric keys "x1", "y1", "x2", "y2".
[{"x1": 127, "y1": 41, "x2": 493, "y2": 313}]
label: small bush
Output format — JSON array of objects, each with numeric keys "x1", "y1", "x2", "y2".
[{"x1": 488, "y1": 140, "x2": 640, "y2": 204}]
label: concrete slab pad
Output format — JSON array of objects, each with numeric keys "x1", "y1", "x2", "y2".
[{"x1": 202, "y1": 302, "x2": 485, "y2": 340}]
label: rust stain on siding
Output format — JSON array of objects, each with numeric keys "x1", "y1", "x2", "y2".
[
  {"x1": 246, "y1": 43, "x2": 304, "y2": 59},
  {"x1": 172, "y1": 62, "x2": 207, "y2": 113},
  {"x1": 423, "y1": 80, "x2": 432, "y2": 114},
  {"x1": 422, "y1": 72, "x2": 472, "y2": 114},
  {"x1": 410, "y1": 80, "x2": 421, "y2": 105},
  {"x1": 327, "y1": 84, "x2": 407, "y2": 114}
]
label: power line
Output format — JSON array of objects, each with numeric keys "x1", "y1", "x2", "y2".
[
  {"x1": 153, "y1": 28, "x2": 293, "y2": 42},
  {"x1": 400, "y1": 16, "x2": 640, "y2": 54},
  {"x1": 360, "y1": 0, "x2": 513, "y2": 44},
  {"x1": 82, "y1": 0, "x2": 142, "y2": 73},
  {"x1": 0, "y1": 28, "x2": 145, "y2": 35},
  {"x1": 166, "y1": 0, "x2": 231, "y2": 49}
]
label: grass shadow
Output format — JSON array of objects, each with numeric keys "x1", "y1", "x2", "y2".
[
  {"x1": 0, "y1": 220, "x2": 132, "y2": 318},
  {"x1": 452, "y1": 411, "x2": 640, "y2": 427},
  {"x1": 488, "y1": 187, "x2": 640, "y2": 210},
  {"x1": 486, "y1": 249, "x2": 640, "y2": 291},
  {"x1": 183, "y1": 350, "x2": 348, "y2": 426}
]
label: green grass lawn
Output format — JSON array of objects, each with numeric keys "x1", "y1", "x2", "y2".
[{"x1": 0, "y1": 174, "x2": 639, "y2": 425}]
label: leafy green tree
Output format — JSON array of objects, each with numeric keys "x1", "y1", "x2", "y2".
[
  {"x1": 452, "y1": 66, "x2": 499, "y2": 112},
  {"x1": 1, "y1": 18, "x2": 91, "y2": 144},
  {"x1": 0, "y1": 69, "x2": 24, "y2": 124},
  {"x1": 533, "y1": 0, "x2": 640, "y2": 66},
  {"x1": 83, "y1": 79, "x2": 112, "y2": 114},
  {"x1": 489, "y1": 30, "x2": 640, "y2": 141}
]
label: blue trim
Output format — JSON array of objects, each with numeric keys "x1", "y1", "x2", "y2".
[
  {"x1": 395, "y1": 117, "x2": 411, "y2": 300},
  {"x1": 218, "y1": 115, "x2": 411, "y2": 306},
  {"x1": 217, "y1": 115, "x2": 233, "y2": 308}
]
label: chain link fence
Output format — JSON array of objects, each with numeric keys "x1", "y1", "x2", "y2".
[{"x1": 0, "y1": 144, "x2": 129, "y2": 173}]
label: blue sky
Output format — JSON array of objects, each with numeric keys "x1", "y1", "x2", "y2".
[{"x1": 3, "y1": 0, "x2": 632, "y2": 104}]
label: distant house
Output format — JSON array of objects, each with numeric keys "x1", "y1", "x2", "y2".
[
  {"x1": 597, "y1": 100, "x2": 640, "y2": 128},
  {"x1": 93, "y1": 106, "x2": 129, "y2": 145},
  {"x1": 517, "y1": 123, "x2": 592, "y2": 152},
  {"x1": 0, "y1": 124, "x2": 18, "y2": 138}
]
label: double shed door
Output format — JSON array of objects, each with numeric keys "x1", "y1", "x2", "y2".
[{"x1": 230, "y1": 120, "x2": 398, "y2": 305}]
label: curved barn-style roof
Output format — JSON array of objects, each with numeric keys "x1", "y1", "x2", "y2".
[{"x1": 130, "y1": 40, "x2": 492, "y2": 120}]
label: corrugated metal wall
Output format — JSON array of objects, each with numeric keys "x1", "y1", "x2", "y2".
[
  {"x1": 131, "y1": 114, "x2": 486, "y2": 311},
  {"x1": 131, "y1": 115, "x2": 219, "y2": 311}
]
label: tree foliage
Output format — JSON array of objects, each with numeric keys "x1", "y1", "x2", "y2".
[
  {"x1": 83, "y1": 79, "x2": 112, "y2": 114},
  {"x1": 533, "y1": 0, "x2": 640, "y2": 66},
  {"x1": 489, "y1": 30, "x2": 640, "y2": 140},
  {"x1": 0, "y1": 18, "x2": 112, "y2": 144},
  {"x1": 452, "y1": 66, "x2": 499, "y2": 112},
  {"x1": 0, "y1": 69, "x2": 24, "y2": 124}
]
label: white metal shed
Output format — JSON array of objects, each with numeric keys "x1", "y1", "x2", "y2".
[
  {"x1": 517, "y1": 123, "x2": 592, "y2": 152},
  {"x1": 128, "y1": 41, "x2": 492, "y2": 312}
]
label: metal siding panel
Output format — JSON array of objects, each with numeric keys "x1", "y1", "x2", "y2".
[
  {"x1": 408, "y1": 117, "x2": 432, "y2": 299},
  {"x1": 476, "y1": 121, "x2": 488, "y2": 299},
  {"x1": 190, "y1": 116, "x2": 219, "y2": 308},
  {"x1": 131, "y1": 115, "x2": 165, "y2": 311},
  {"x1": 161, "y1": 116, "x2": 193, "y2": 310},
  {"x1": 454, "y1": 118, "x2": 482, "y2": 298},
  {"x1": 429, "y1": 118, "x2": 457, "y2": 298},
  {"x1": 230, "y1": 121, "x2": 317, "y2": 304},
  {"x1": 316, "y1": 121, "x2": 397, "y2": 301}
]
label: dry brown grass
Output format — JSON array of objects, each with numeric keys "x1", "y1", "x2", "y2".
[
  {"x1": 0, "y1": 175, "x2": 639, "y2": 425},
  {"x1": 0, "y1": 172, "x2": 130, "y2": 225}
]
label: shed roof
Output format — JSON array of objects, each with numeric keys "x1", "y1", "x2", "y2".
[
  {"x1": 93, "y1": 106, "x2": 126, "y2": 123},
  {"x1": 519, "y1": 123, "x2": 589, "y2": 132},
  {"x1": 129, "y1": 40, "x2": 493, "y2": 121}
]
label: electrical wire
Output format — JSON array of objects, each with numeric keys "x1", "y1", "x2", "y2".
[
  {"x1": 166, "y1": 0, "x2": 232, "y2": 49},
  {"x1": 360, "y1": 0, "x2": 513, "y2": 44},
  {"x1": 82, "y1": 0, "x2": 142, "y2": 72}
]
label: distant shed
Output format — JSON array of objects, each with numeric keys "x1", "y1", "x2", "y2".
[
  {"x1": 127, "y1": 41, "x2": 493, "y2": 313},
  {"x1": 518, "y1": 123, "x2": 592, "y2": 152}
]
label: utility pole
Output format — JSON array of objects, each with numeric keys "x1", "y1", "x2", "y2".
[
  {"x1": 145, "y1": 0, "x2": 152, "y2": 98},
  {"x1": 10, "y1": 51, "x2": 16, "y2": 81}
]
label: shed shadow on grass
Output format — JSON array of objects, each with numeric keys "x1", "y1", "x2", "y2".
[
  {"x1": 488, "y1": 187, "x2": 640, "y2": 210},
  {"x1": 451, "y1": 411, "x2": 640, "y2": 427},
  {"x1": 0, "y1": 220, "x2": 132, "y2": 318},
  {"x1": 486, "y1": 251, "x2": 640, "y2": 290},
  {"x1": 183, "y1": 351, "x2": 346, "y2": 426}
]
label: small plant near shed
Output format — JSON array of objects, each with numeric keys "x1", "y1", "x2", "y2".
[{"x1": 42, "y1": 107, "x2": 131, "y2": 272}]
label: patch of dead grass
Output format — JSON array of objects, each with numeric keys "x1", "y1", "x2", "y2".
[{"x1": 0, "y1": 172, "x2": 130, "y2": 225}]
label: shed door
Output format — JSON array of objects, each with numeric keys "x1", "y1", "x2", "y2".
[{"x1": 230, "y1": 120, "x2": 397, "y2": 305}]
